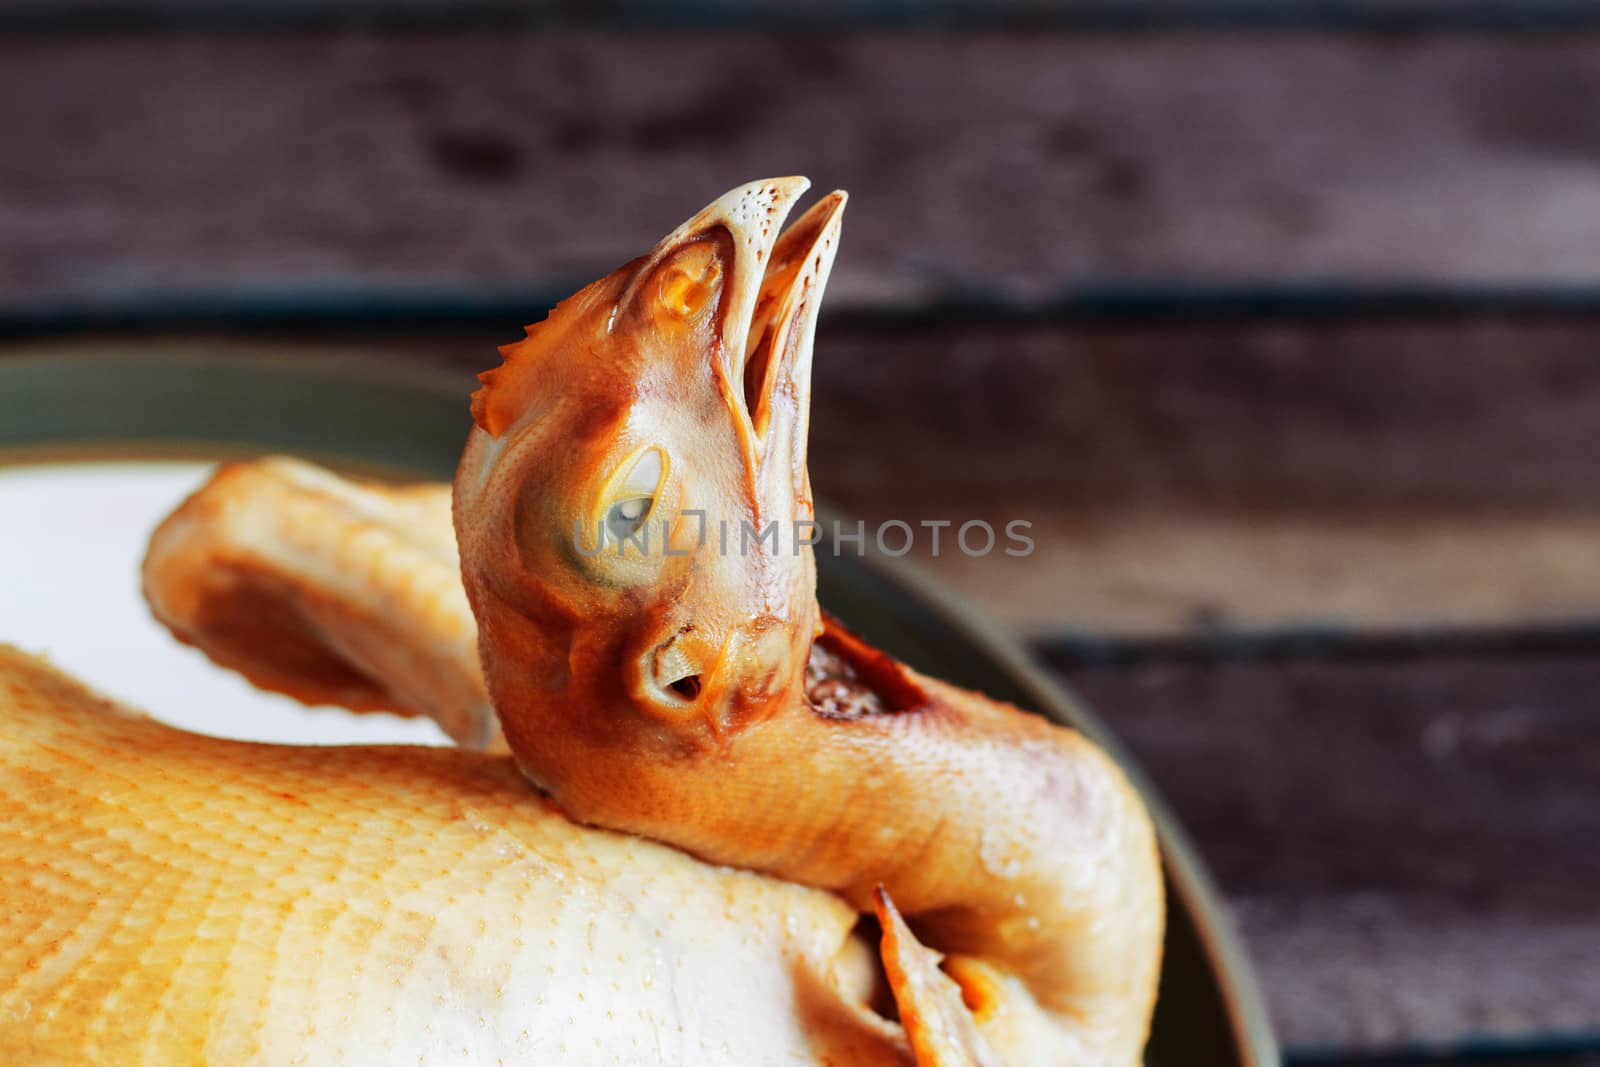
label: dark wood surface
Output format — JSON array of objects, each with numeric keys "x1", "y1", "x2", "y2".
[
  {"x1": 17, "y1": 32, "x2": 1600, "y2": 321},
  {"x1": 11, "y1": 0, "x2": 1600, "y2": 32},
  {"x1": 1044, "y1": 641, "x2": 1600, "y2": 1055}
]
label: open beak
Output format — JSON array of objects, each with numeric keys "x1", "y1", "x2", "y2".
[
  {"x1": 626, "y1": 177, "x2": 847, "y2": 470},
  {"x1": 627, "y1": 176, "x2": 810, "y2": 387}
]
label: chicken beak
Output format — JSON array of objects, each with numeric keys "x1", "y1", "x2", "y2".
[
  {"x1": 618, "y1": 178, "x2": 846, "y2": 527},
  {"x1": 621, "y1": 176, "x2": 813, "y2": 395}
]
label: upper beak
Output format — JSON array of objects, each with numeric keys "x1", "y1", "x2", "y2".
[
  {"x1": 625, "y1": 177, "x2": 847, "y2": 448},
  {"x1": 628, "y1": 176, "x2": 811, "y2": 386}
]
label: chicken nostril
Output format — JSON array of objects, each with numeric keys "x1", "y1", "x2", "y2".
[{"x1": 668, "y1": 675, "x2": 702, "y2": 701}]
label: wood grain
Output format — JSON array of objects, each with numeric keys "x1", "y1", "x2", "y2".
[
  {"x1": 907, "y1": 512, "x2": 1600, "y2": 636},
  {"x1": 815, "y1": 313, "x2": 1600, "y2": 635},
  {"x1": 6, "y1": 0, "x2": 1599, "y2": 32},
  {"x1": 807, "y1": 314, "x2": 1600, "y2": 516},
  {"x1": 1044, "y1": 646, "x2": 1600, "y2": 1053},
  {"x1": 13, "y1": 33, "x2": 1600, "y2": 317}
]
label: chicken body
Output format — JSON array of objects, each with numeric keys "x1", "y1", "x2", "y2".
[{"x1": 0, "y1": 646, "x2": 906, "y2": 1065}]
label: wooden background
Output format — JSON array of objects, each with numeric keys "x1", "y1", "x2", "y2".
[{"x1": 5, "y1": 5, "x2": 1600, "y2": 1063}]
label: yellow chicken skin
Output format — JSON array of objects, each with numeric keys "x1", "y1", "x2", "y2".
[
  {"x1": 142, "y1": 455, "x2": 496, "y2": 748},
  {"x1": 0, "y1": 645, "x2": 909, "y2": 1065}
]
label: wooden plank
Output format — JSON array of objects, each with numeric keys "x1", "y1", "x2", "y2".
[
  {"x1": 903, "y1": 512, "x2": 1600, "y2": 637},
  {"x1": 819, "y1": 311, "x2": 1600, "y2": 636},
  {"x1": 1043, "y1": 646, "x2": 1600, "y2": 1054},
  {"x1": 810, "y1": 312, "x2": 1600, "y2": 635},
  {"x1": 17, "y1": 33, "x2": 1600, "y2": 317},
  {"x1": 7, "y1": 0, "x2": 1600, "y2": 32},
  {"x1": 809, "y1": 315, "x2": 1600, "y2": 518}
]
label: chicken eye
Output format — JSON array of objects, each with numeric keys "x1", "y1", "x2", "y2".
[
  {"x1": 601, "y1": 449, "x2": 665, "y2": 545},
  {"x1": 605, "y1": 497, "x2": 652, "y2": 542}
]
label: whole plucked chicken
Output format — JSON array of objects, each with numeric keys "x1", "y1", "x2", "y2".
[{"x1": 0, "y1": 178, "x2": 1163, "y2": 1066}]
